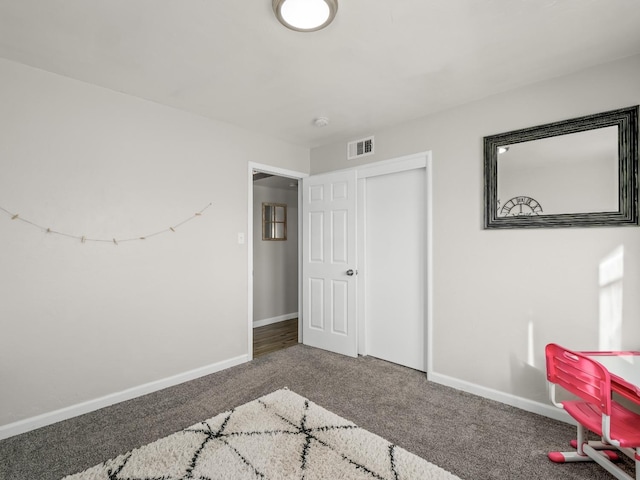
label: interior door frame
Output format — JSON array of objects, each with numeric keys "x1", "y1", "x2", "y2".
[{"x1": 247, "y1": 162, "x2": 307, "y2": 360}]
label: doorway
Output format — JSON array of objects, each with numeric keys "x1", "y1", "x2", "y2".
[
  {"x1": 248, "y1": 163, "x2": 306, "y2": 359},
  {"x1": 248, "y1": 153, "x2": 432, "y2": 373}
]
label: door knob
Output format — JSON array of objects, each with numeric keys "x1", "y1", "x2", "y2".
[{"x1": 346, "y1": 269, "x2": 357, "y2": 276}]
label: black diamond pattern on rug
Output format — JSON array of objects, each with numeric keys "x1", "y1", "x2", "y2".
[{"x1": 63, "y1": 389, "x2": 461, "y2": 480}]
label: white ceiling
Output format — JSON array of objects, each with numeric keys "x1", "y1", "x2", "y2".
[{"x1": 1, "y1": 1, "x2": 639, "y2": 149}]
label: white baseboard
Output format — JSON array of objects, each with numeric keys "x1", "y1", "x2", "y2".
[
  {"x1": 0, "y1": 355, "x2": 571, "y2": 441},
  {"x1": 253, "y1": 312, "x2": 298, "y2": 328},
  {"x1": 0, "y1": 354, "x2": 250, "y2": 441},
  {"x1": 428, "y1": 372, "x2": 574, "y2": 425}
]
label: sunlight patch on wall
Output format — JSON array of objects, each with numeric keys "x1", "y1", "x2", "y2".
[
  {"x1": 527, "y1": 318, "x2": 535, "y2": 367},
  {"x1": 599, "y1": 245, "x2": 624, "y2": 350}
]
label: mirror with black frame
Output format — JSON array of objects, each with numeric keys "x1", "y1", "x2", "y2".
[{"x1": 484, "y1": 106, "x2": 638, "y2": 229}]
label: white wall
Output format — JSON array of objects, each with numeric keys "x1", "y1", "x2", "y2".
[
  {"x1": 252, "y1": 184, "x2": 298, "y2": 324},
  {"x1": 311, "y1": 55, "x2": 640, "y2": 405},
  {"x1": 0, "y1": 58, "x2": 309, "y2": 430}
]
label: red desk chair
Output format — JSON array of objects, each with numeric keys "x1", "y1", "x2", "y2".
[{"x1": 545, "y1": 343, "x2": 640, "y2": 480}]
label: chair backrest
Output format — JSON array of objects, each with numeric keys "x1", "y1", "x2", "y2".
[{"x1": 545, "y1": 343, "x2": 611, "y2": 416}]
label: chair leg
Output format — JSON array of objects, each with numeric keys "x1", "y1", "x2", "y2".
[
  {"x1": 569, "y1": 439, "x2": 621, "y2": 460},
  {"x1": 582, "y1": 444, "x2": 634, "y2": 480},
  {"x1": 549, "y1": 424, "x2": 590, "y2": 462},
  {"x1": 576, "y1": 423, "x2": 587, "y2": 455},
  {"x1": 549, "y1": 424, "x2": 619, "y2": 464},
  {"x1": 549, "y1": 450, "x2": 619, "y2": 463}
]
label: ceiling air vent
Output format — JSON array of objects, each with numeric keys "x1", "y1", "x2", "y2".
[{"x1": 347, "y1": 136, "x2": 374, "y2": 160}]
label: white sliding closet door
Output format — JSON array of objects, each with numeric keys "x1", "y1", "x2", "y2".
[{"x1": 364, "y1": 167, "x2": 425, "y2": 371}]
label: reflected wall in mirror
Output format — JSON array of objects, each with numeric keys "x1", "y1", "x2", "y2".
[
  {"x1": 498, "y1": 127, "x2": 619, "y2": 216},
  {"x1": 262, "y1": 202, "x2": 287, "y2": 240},
  {"x1": 484, "y1": 106, "x2": 638, "y2": 229}
]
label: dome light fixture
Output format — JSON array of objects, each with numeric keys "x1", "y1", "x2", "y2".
[{"x1": 273, "y1": 0, "x2": 338, "y2": 32}]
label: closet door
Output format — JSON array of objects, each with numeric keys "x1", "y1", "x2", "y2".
[{"x1": 364, "y1": 167, "x2": 425, "y2": 371}]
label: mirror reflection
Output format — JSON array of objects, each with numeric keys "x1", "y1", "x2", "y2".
[{"x1": 497, "y1": 126, "x2": 619, "y2": 217}]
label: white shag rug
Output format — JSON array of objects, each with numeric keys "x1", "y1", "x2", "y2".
[{"x1": 63, "y1": 389, "x2": 461, "y2": 480}]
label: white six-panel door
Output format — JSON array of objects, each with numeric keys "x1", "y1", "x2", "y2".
[{"x1": 302, "y1": 170, "x2": 358, "y2": 357}]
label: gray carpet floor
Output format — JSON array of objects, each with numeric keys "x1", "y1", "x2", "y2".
[{"x1": 0, "y1": 344, "x2": 634, "y2": 480}]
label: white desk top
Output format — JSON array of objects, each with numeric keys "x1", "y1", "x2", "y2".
[{"x1": 586, "y1": 353, "x2": 640, "y2": 391}]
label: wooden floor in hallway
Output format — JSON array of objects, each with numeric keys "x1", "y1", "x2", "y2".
[{"x1": 253, "y1": 318, "x2": 298, "y2": 358}]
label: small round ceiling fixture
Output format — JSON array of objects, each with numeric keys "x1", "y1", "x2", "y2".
[
  {"x1": 314, "y1": 116, "x2": 330, "y2": 127},
  {"x1": 273, "y1": 0, "x2": 338, "y2": 32}
]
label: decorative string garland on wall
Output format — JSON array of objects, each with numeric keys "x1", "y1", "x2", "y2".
[{"x1": 0, "y1": 202, "x2": 212, "y2": 245}]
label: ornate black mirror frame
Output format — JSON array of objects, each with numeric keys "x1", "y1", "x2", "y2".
[{"x1": 484, "y1": 106, "x2": 638, "y2": 229}]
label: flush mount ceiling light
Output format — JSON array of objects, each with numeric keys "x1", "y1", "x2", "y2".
[{"x1": 273, "y1": 0, "x2": 338, "y2": 32}]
